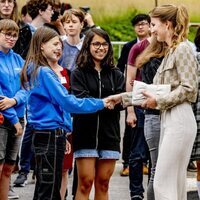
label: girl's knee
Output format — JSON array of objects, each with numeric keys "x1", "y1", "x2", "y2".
[
  {"x1": 79, "y1": 178, "x2": 93, "y2": 193},
  {"x1": 2, "y1": 164, "x2": 14, "y2": 177},
  {"x1": 95, "y1": 178, "x2": 109, "y2": 192}
]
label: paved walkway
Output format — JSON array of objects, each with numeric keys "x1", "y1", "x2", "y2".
[
  {"x1": 11, "y1": 163, "x2": 131, "y2": 200},
  {"x1": 11, "y1": 165, "x2": 199, "y2": 200},
  {"x1": 10, "y1": 111, "x2": 199, "y2": 199}
]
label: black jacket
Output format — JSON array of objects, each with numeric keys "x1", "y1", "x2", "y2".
[
  {"x1": 13, "y1": 22, "x2": 32, "y2": 59},
  {"x1": 141, "y1": 57, "x2": 163, "y2": 84},
  {"x1": 116, "y1": 39, "x2": 137, "y2": 73},
  {"x1": 70, "y1": 66, "x2": 125, "y2": 152}
]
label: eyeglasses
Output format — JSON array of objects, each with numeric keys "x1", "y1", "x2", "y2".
[
  {"x1": 0, "y1": 32, "x2": 18, "y2": 40},
  {"x1": 91, "y1": 42, "x2": 109, "y2": 50},
  {"x1": 46, "y1": 8, "x2": 54, "y2": 13},
  {"x1": 0, "y1": 0, "x2": 14, "y2": 4},
  {"x1": 135, "y1": 22, "x2": 149, "y2": 27}
]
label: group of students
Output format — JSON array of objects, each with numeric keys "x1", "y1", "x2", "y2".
[{"x1": 0, "y1": 1, "x2": 200, "y2": 200}]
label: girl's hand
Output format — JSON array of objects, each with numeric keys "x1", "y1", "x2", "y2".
[
  {"x1": 103, "y1": 93, "x2": 122, "y2": 109},
  {"x1": 126, "y1": 109, "x2": 137, "y2": 128},
  {"x1": 14, "y1": 122, "x2": 23, "y2": 136},
  {"x1": 65, "y1": 140, "x2": 71, "y2": 154},
  {"x1": 0, "y1": 96, "x2": 16, "y2": 110}
]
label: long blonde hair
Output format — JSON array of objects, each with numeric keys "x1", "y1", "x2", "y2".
[
  {"x1": 149, "y1": 4, "x2": 189, "y2": 49},
  {"x1": 136, "y1": 36, "x2": 166, "y2": 68}
]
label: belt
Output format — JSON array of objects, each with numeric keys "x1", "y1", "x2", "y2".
[
  {"x1": 144, "y1": 109, "x2": 160, "y2": 115},
  {"x1": 34, "y1": 128, "x2": 67, "y2": 136}
]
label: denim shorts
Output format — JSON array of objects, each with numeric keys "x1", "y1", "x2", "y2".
[
  {"x1": 74, "y1": 149, "x2": 120, "y2": 160},
  {"x1": 0, "y1": 118, "x2": 24, "y2": 164}
]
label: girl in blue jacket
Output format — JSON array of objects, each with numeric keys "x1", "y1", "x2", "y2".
[
  {"x1": 20, "y1": 26, "x2": 111, "y2": 200},
  {"x1": 0, "y1": 19, "x2": 26, "y2": 199}
]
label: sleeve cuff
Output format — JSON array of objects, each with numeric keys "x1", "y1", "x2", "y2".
[
  {"x1": 13, "y1": 97, "x2": 19, "y2": 106},
  {"x1": 10, "y1": 116, "x2": 19, "y2": 125}
]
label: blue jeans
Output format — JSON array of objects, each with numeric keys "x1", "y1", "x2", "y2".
[
  {"x1": 129, "y1": 108, "x2": 149, "y2": 200},
  {"x1": 122, "y1": 109, "x2": 132, "y2": 168},
  {"x1": 19, "y1": 123, "x2": 34, "y2": 174},
  {"x1": 32, "y1": 130, "x2": 66, "y2": 200},
  {"x1": 144, "y1": 114, "x2": 160, "y2": 200}
]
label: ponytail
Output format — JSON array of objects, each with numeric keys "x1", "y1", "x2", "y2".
[{"x1": 150, "y1": 4, "x2": 189, "y2": 49}]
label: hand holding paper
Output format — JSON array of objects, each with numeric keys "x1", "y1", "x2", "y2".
[
  {"x1": 121, "y1": 81, "x2": 171, "y2": 108},
  {"x1": 141, "y1": 91, "x2": 157, "y2": 109}
]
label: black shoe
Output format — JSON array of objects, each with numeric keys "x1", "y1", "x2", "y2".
[
  {"x1": 187, "y1": 161, "x2": 197, "y2": 172},
  {"x1": 13, "y1": 172, "x2": 28, "y2": 187}
]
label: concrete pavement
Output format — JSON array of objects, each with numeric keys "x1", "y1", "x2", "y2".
[
  {"x1": 10, "y1": 164, "x2": 199, "y2": 200},
  {"x1": 11, "y1": 163, "x2": 131, "y2": 200},
  {"x1": 10, "y1": 111, "x2": 199, "y2": 199}
]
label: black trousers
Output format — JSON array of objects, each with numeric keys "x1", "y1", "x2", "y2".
[{"x1": 32, "y1": 130, "x2": 66, "y2": 200}]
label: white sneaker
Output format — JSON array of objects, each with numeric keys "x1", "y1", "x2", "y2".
[{"x1": 8, "y1": 186, "x2": 19, "y2": 199}]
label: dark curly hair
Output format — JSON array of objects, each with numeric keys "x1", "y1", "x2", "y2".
[
  {"x1": 27, "y1": 0, "x2": 53, "y2": 20},
  {"x1": 76, "y1": 28, "x2": 114, "y2": 69}
]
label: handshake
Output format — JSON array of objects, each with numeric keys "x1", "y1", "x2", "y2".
[
  {"x1": 103, "y1": 81, "x2": 171, "y2": 110},
  {"x1": 103, "y1": 93, "x2": 124, "y2": 109}
]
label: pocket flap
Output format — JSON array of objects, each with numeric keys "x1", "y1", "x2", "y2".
[{"x1": 157, "y1": 60, "x2": 174, "y2": 74}]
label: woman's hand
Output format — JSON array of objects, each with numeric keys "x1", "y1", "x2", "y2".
[
  {"x1": 103, "y1": 94, "x2": 122, "y2": 109},
  {"x1": 141, "y1": 91, "x2": 157, "y2": 109}
]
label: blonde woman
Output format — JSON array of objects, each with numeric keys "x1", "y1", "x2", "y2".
[{"x1": 142, "y1": 5, "x2": 198, "y2": 200}]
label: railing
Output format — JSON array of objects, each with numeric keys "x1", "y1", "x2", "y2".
[
  {"x1": 111, "y1": 41, "x2": 127, "y2": 58},
  {"x1": 189, "y1": 22, "x2": 200, "y2": 27}
]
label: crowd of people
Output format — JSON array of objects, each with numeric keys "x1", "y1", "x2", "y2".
[{"x1": 0, "y1": 1, "x2": 200, "y2": 200}]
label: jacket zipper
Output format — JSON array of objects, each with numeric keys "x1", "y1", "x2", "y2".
[{"x1": 95, "y1": 71, "x2": 101, "y2": 149}]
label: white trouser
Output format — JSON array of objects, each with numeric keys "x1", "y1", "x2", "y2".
[{"x1": 154, "y1": 102, "x2": 197, "y2": 200}]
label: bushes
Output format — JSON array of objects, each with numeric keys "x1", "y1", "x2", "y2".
[
  {"x1": 94, "y1": 8, "x2": 198, "y2": 63},
  {"x1": 95, "y1": 9, "x2": 138, "y2": 62},
  {"x1": 96, "y1": 9, "x2": 137, "y2": 42}
]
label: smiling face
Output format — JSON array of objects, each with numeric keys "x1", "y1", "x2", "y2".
[
  {"x1": 90, "y1": 34, "x2": 109, "y2": 67},
  {"x1": 41, "y1": 36, "x2": 62, "y2": 63},
  {"x1": 150, "y1": 17, "x2": 174, "y2": 46}
]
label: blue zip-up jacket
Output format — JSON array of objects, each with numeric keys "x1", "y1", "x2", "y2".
[
  {"x1": 0, "y1": 86, "x2": 19, "y2": 124},
  {"x1": 0, "y1": 49, "x2": 27, "y2": 124},
  {"x1": 27, "y1": 66, "x2": 104, "y2": 132}
]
